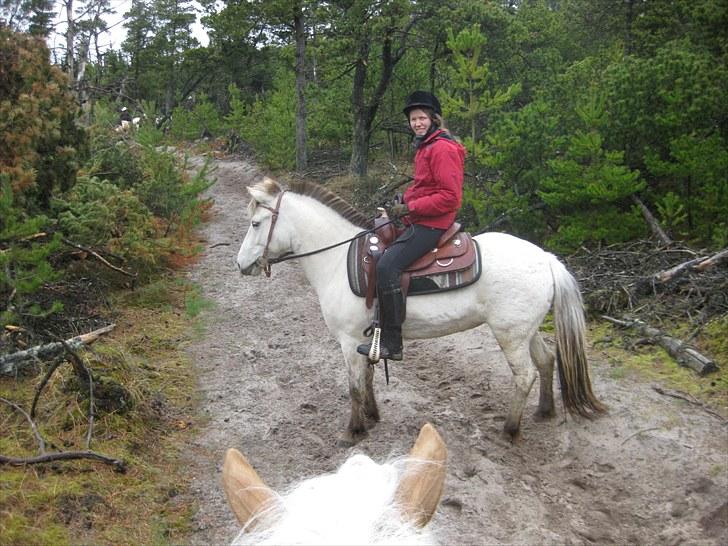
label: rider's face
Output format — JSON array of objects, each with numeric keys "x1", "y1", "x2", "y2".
[{"x1": 409, "y1": 109, "x2": 432, "y2": 137}]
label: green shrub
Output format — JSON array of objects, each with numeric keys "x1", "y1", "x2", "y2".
[
  {"x1": 168, "y1": 95, "x2": 224, "y2": 141},
  {"x1": 0, "y1": 178, "x2": 62, "y2": 326},
  {"x1": 135, "y1": 148, "x2": 213, "y2": 234},
  {"x1": 55, "y1": 176, "x2": 158, "y2": 267}
]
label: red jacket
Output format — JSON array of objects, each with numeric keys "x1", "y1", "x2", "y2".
[{"x1": 403, "y1": 129, "x2": 466, "y2": 230}]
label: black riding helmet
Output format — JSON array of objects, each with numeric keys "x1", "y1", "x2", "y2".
[{"x1": 403, "y1": 90, "x2": 442, "y2": 117}]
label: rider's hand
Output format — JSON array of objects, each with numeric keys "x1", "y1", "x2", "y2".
[{"x1": 389, "y1": 203, "x2": 409, "y2": 219}]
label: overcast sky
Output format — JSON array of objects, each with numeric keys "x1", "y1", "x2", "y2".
[{"x1": 48, "y1": 0, "x2": 209, "y2": 58}]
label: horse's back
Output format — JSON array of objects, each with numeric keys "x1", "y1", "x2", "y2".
[{"x1": 472, "y1": 232, "x2": 555, "y2": 320}]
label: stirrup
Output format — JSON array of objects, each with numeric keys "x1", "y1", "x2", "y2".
[{"x1": 357, "y1": 327, "x2": 382, "y2": 363}]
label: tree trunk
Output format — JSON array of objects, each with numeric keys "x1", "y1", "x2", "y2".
[
  {"x1": 349, "y1": 34, "x2": 372, "y2": 178},
  {"x1": 624, "y1": 0, "x2": 635, "y2": 55},
  {"x1": 632, "y1": 194, "x2": 672, "y2": 246},
  {"x1": 347, "y1": 13, "x2": 422, "y2": 179},
  {"x1": 65, "y1": 0, "x2": 75, "y2": 80},
  {"x1": 294, "y1": 7, "x2": 308, "y2": 172}
]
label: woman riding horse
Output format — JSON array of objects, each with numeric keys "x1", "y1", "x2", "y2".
[{"x1": 357, "y1": 91, "x2": 467, "y2": 362}]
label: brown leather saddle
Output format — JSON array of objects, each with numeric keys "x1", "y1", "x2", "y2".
[{"x1": 347, "y1": 215, "x2": 481, "y2": 309}]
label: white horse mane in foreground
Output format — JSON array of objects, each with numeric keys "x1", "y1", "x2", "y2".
[
  {"x1": 223, "y1": 423, "x2": 447, "y2": 545},
  {"x1": 237, "y1": 177, "x2": 606, "y2": 445}
]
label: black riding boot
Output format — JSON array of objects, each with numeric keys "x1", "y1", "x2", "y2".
[{"x1": 357, "y1": 285, "x2": 404, "y2": 362}]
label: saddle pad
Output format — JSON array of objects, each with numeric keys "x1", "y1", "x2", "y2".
[{"x1": 347, "y1": 236, "x2": 481, "y2": 298}]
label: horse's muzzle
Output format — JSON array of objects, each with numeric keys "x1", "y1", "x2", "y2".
[{"x1": 237, "y1": 258, "x2": 263, "y2": 276}]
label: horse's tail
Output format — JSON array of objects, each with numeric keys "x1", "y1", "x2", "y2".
[{"x1": 549, "y1": 256, "x2": 607, "y2": 418}]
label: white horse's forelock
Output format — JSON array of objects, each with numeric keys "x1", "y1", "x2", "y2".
[
  {"x1": 246, "y1": 177, "x2": 282, "y2": 216},
  {"x1": 232, "y1": 453, "x2": 440, "y2": 546}
]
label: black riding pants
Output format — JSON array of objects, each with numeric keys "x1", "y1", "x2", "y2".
[{"x1": 376, "y1": 224, "x2": 445, "y2": 289}]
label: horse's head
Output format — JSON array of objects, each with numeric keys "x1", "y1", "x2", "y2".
[
  {"x1": 223, "y1": 423, "x2": 447, "y2": 544},
  {"x1": 236, "y1": 177, "x2": 291, "y2": 276}
]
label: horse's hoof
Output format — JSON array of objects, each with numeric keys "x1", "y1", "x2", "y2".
[
  {"x1": 501, "y1": 424, "x2": 522, "y2": 444},
  {"x1": 337, "y1": 436, "x2": 356, "y2": 448},
  {"x1": 533, "y1": 408, "x2": 556, "y2": 421},
  {"x1": 338, "y1": 429, "x2": 367, "y2": 448},
  {"x1": 365, "y1": 411, "x2": 381, "y2": 427}
]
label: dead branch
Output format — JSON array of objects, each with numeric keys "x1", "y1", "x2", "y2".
[
  {"x1": 631, "y1": 195, "x2": 672, "y2": 246},
  {"x1": 651, "y1": 386, "x2": 728, "y2": 424},
  {"x1": 652, "y1": 247, "x2": 728, "y2": 284},
  {"x1": 31, "y1": 357, "x2": 65, "y2": 419},
  {"x1": 0, "y1": 451, "x2": 126, "y2": 472},
  {"x1": 0, "y1": 324, "x2": 115, "y2": 376},
  {"x1": 602, "y1": 315, "x2": 718, "y2": 375},
  {"x1": 693, "y1": 248, "x2": 728, "y2": 272},
  {"x1": 0, "y1": 397, "x2": 47, "y2": 454},
  {"x1": 1, "y1": 356, "x2": 125, "y2": 472},
  {"x1": 62, "y1": 238, "x2": 137, "y2": 278},
  {"x1": 60, "y1": 341, "x2": 95, "y2": 449}
]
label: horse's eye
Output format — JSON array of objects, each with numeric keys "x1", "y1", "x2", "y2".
[{"x1": 251, "y1": 221, "x2": 260, "y2": 228}]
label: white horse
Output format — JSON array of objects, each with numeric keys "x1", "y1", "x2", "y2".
[
  {"x1": 236, "y1": 177, "x2": 606, "y2": 445},
  {"x1": 223, "y1": 423, "x2": 446, "y2": 545}
]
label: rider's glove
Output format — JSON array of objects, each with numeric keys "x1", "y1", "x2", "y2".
[{"x1": 389, "y1": 203, "x2": 409, "y2": 219}]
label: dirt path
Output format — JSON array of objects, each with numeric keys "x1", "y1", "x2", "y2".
[{"x1": 184, "y1": 156, "x2": 728, "y2": 545}]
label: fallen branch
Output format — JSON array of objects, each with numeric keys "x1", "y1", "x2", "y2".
[
  {"x1": 643, "y1": 247, "x2": 728, "y2": 287},
  {"x1": 631, "y1": 195, "x2": 672, "y2": 246},
  {"x1": 693, "y1": 248, "x2": 728, "y2": 272},
  {"x1": 602, "y1": 315, "x2": 718, "y2": 375},
  {"x1": 60, "y1": 341, "x2": 95, "y2": 449},
  {"x1": 0, "y1": 451, "x2": 126, "y2": 472},
  {"x1": 31, "y1": 359, "x2": 63, "y2": 418},
  {"x1": 0, "y1": 397, "x2": 47, "y2": 453},
  {"x1": 0, "y1": 324, "x2": 115, "y2": 376},
  {"x1": 62, "y1": 238, "x2": 137, "y2": 278},
  {"x1": 652, "y1": 386, "x2": 728, "y2": 424}
]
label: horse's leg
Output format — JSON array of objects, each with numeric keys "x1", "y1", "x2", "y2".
[
  {"x1": 530, "y1": 333, "x2": 556, "y2": 420},
  {"x1": 338, "y1": 339, "x2": 379, "y2": 447},
  {"x1": 497, "y1": 337, "x2": 537, "y2": 441}
]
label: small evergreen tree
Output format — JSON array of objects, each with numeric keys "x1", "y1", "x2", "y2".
[{"x1": 539, "y1": 92, "x2": 646, "y2": 251}]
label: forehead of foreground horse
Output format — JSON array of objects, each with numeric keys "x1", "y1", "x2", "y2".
[{"x1": 248, "y1": 177, "x2": 281, "y2": 199}]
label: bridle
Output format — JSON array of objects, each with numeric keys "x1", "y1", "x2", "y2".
[
  {"x1": 252, "y1": 191, "x2": 395, "y2": 277},
  {"x1": 255, "y1": 190, "x2": 286, "y2": 277}
]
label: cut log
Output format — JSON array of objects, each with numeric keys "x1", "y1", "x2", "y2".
[
  {"x1": 0, "y1": 324, "x2": 115, "y2": 376},
  {"x1": 601, "y1": 315, "x2": 718, "y2": 375}
]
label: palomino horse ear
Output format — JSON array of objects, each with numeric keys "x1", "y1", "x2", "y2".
[
  {"x1": 247, "y1": 177, "x2": 280, "y2": 206},
  {"x1": 395, "y1": 423, "x2": 448, "y2": 527},
  {"x1": 223, "y1": 448, "x2": 276, "y2": 528}
]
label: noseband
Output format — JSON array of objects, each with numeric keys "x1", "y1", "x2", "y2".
[{"x1": 256, "y1": 190, "x2": 287, "y2": 277}]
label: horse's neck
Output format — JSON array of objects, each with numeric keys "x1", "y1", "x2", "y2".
[{"x1": 285, "y1": 194, "x2": 362, "y2": 289}]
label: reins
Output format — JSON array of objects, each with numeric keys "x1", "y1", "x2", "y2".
[{"x1": 256, "y1": 191, "x2": 396, "y2": 277}]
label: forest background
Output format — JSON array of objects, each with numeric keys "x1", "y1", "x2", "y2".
[
  {"x1": 1, "y1": 0, "x2": 727, "y2": 544},
  {"x1": 3, "y1": 0, "x2": 728, "y2": 309}
]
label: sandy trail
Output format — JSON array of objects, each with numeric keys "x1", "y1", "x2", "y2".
[{"x1": 184, "y1": 156, "x2": 728, "y2": 545}]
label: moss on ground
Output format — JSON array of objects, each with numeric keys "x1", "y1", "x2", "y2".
[
  {"x1": 589, "y1": 317, "x2": 728, "y2": 416},
  {"x1": 0, "y1": 278, "x2": 207, "y2": 545}
]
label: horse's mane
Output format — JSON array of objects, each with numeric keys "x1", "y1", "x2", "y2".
[{"x1": 250, "y1": 177, "x2": 372, "y2": 229}]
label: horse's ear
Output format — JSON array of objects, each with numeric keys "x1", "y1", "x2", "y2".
[
  {"x1": 246, "y1": 185, "x2": 270, "y2": 206},
  {"x1": 247, "y1": 177, "x2": 280, "y2": 207},
  {"x1": 395, "y1": 423, "x2": 447, "y2": 527},
  {"x1": 223, "y1": 448, "x2": 276, "y2": 528}
]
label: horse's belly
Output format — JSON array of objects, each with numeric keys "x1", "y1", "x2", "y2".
[{"x1": 403, "y1": 291, "x2": 486, "y2": 339}]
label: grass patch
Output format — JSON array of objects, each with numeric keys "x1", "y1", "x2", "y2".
[
  {"x1": 0, "y1": 277, "x2": 204, "y2": 545},
  {"x1": 184, "y1": 286, "x2": 215, "y2": 319},
  {"x1": 589, "y1": 319, "x2": 728, "y2": 417}
]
